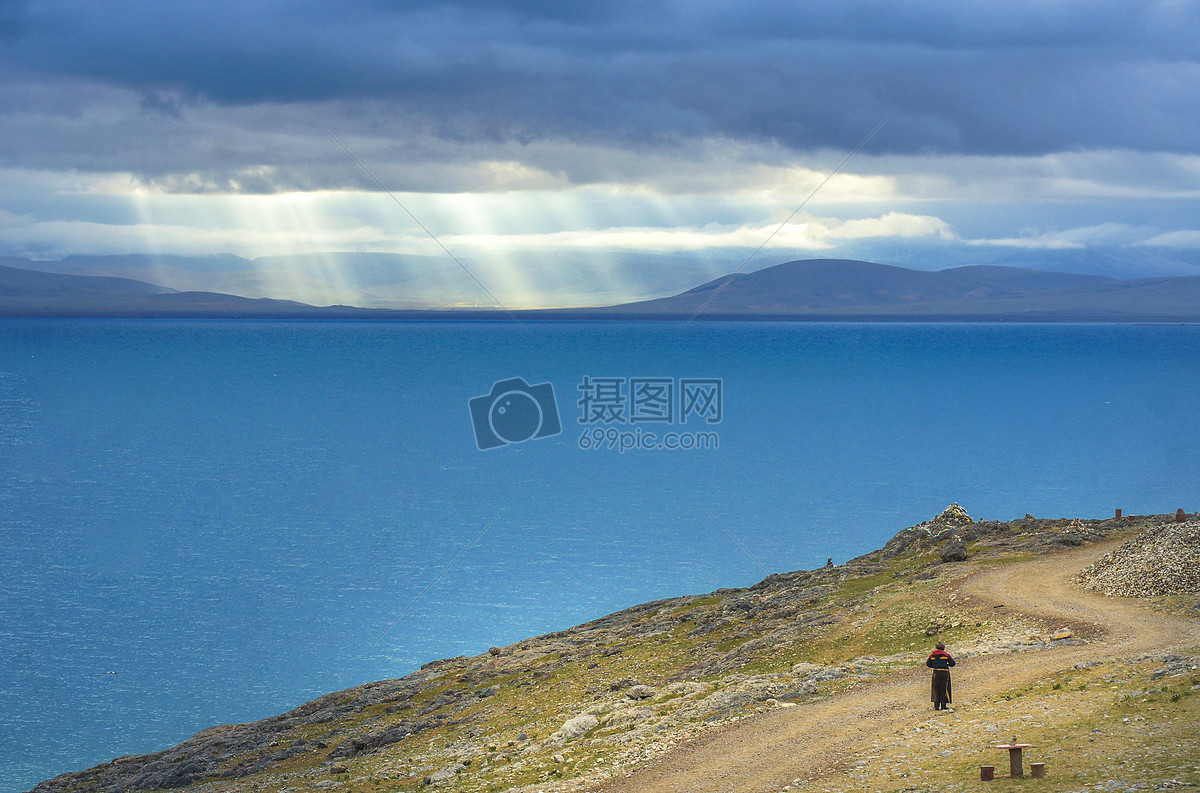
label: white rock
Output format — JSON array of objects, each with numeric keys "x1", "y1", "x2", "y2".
[
  {"x1": 663, "y1": 681, "x2": 708, "y2": 697},
  {"x1": 555, "y1": 714, "x2": 599, "y2": 740},
  {"x1": 428, "y1": 763, "x2": 465, "y2": 783}
]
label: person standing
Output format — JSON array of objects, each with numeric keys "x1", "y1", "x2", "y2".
[{"x1": 927, "y1": 642, "x2": 955, "y2": 710}]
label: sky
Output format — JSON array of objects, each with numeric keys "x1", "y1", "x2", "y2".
[{"x1": 2, "y1": 0, "x2": 1200, "y2": 306}]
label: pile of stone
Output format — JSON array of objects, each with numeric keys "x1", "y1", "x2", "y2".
[
  {"x1": 877, "y1": 504, "x2": 974, "y2": 560},
  {"x1": 1076, "y1": 521, "x2": 1200, "y2": 597},
  {"x1": 934, "y1": 502, "x2": 975, "y2": 527}
]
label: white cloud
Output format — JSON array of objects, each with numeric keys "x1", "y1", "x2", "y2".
[
  {"x1": 427, "y1": 210, "x2": 955, "y2": 254},
  {"x1": 965, "y1": 222, "x2": 1162, "y2": 250},
  {"x1": 1138, "y1": 230, "x2": 1200, "y2": 249},
  {"x1": 966, "y1": 235, "x2": 1085, "y2": 250},
  {"x1": 0, "y1": 203, "x2": 955, "y2": 261},
  {"x1": 0, "y1": 168, "x2": 956, "y2": 261}
]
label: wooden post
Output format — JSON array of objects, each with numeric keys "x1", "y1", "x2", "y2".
[
  {"x1": 1030, "y1": 762, "x2": 1046, "y2": 778},
  {"x1": 980, "y1": 766, "x2": 995, "y2": 781},
  {"x1": 1009, "y1": 747, "x2": 1023, "y2": 778},
  {"x1": 995, "y1": 744, "x2": 1032, "y2": 778},
  {"x1": 1115, "y1": 508, "x2": 1122, "y2": 518}
]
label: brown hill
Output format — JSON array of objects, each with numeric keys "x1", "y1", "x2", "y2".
[{"x1": 588, "y1": 258, "x2": 1200, "y2": 319}]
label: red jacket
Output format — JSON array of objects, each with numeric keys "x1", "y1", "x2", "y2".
[{"x1": 926, "y1": 650, "x2": 956, "y2": 670}]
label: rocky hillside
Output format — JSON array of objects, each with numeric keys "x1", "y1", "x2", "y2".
[{"x1": 27, "y1": 507, "x2": 1193, "y2": 793}]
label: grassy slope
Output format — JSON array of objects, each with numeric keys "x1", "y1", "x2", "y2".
[
  {"x1": 33, "y1": 514, "x2": 1200, "y2": 793},
  {"x1": 813, "y1": 648, "x2": 1200, "y2": 793}
]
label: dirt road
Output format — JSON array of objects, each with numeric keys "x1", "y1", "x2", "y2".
[{"x1": 591, "y1": 541, "x2": 1198, "y2": 793}]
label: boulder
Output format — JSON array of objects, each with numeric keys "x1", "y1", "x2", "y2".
[
  {"x1": 790, "y1": 662, "x2": 823, "y2": 676},
  {"x1": 554, "y1": 715, "x2": 598, "y2": 740},
  {"x1": 427, "y1": 763, "x2": 465, "y2": 784},
  {"x1": 940, "y1": 538, "x2": 969, "y2": 562},
  {"x1": 663, "y1": 681, "x2": 708, "y2": 697},
  {"x1": 626, "y1": 685, "x2": 657, "y2": 700}
]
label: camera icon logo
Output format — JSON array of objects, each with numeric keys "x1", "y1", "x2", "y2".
[{"x1": 469, "y1": 377, "x2": 562, "y2": 450}]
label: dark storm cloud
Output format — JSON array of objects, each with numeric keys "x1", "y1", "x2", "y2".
[{"x1": 2, "y1": 0, "x2": 1199, "y2": 178}]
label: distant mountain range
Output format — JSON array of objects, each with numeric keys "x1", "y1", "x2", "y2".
[
  {"x1": 0, "y1": 263, "x2": 326, "y2": 317},
  {"x1": 9, "y1": 243, "x2": 1200, "y2": 311},
  {"x1": 1, "y1": 252, "x2": 736, "y2": 309},
  {"x1": 3, "y1": 257, "x2": 1200, "y2": 320},
  {"x1": 582, "y1": 258, "x2": 1200, "y2": 320}
]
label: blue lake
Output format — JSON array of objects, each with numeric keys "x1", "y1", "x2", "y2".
[{"x1": 1, "y1": 319, "x2": 1198, "y2": 792}]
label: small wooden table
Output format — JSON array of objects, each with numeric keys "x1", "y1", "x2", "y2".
[{"x1": 995, "y1": 744, "x2": 1034, "y2": 778}]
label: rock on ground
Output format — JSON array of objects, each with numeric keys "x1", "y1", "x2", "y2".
[{"x1": 555, "y1": 715, "x2": 599, "y2": 740}]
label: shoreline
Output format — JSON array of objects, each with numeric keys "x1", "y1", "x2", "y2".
[{"x1": 27, "y1": 508, "x2": 1200, "y2": 793}]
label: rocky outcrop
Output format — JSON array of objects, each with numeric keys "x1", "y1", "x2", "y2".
[{"x1": 878, "y1": 503, "x2": 975, "y2": 559}]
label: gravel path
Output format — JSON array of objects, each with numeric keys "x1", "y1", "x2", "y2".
[{"x1": 589, "y1": 540, "x2": 1199, "y2": 793}]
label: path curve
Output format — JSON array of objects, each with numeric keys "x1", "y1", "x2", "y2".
[{"x1": 591, "y1": 540, "x2": 1198, "y2": 793}]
